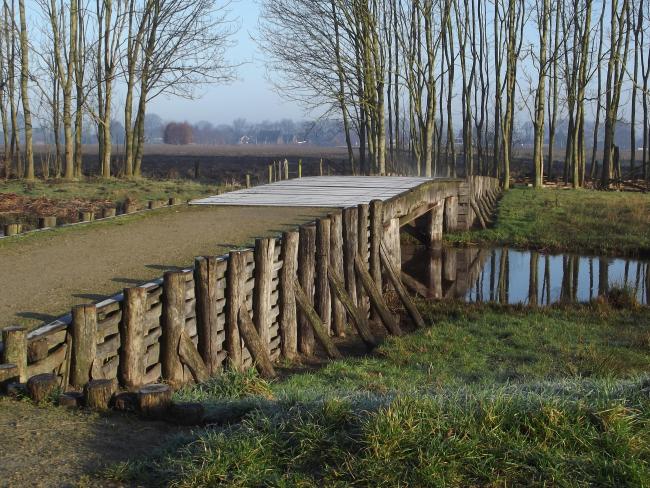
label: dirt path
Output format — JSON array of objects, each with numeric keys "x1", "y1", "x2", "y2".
[{"x1": 0, "y1": 204, "x2": 327, "y2": 331}]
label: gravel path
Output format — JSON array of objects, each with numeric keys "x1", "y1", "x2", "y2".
[{"x1": 0, "y1": 204, "x2": 327, "y2": 331}]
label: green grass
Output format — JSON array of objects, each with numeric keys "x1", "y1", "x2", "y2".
[
  {"x1": 446, "y1": 187, "x2": 650, "y2": 257},
  {"x1": 103, "y1": 302, "x2": 650, "y2": 486}
]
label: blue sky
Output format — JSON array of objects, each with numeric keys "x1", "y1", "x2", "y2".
[{"x1": 149, "y1": 0, "x2": 305, "y2": 124}]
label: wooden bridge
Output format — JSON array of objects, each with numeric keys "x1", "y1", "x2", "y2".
[{"x1": 1, "y1": 175, "x2": 499, "y2": 412}]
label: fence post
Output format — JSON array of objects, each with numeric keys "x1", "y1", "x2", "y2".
[
  {"x1": 2, "y1": 326, "x2": 27, "y2": 382},
  {"x1": 328, "y1": 211, "x2": 346, "y2": 337},
  {"x1": 120, "y1": 287, "x2": 147, "y2": 389},
  {"x1": 298, "y1": 224, "x2": 316, "y2": 355},
  {"x1": 279, "y1": 230, "x2": 299, "y2": 358},
  {"x1": 194, "y1": 256, "x2": 221, "y2": 374},
  {"x1": 254, "y1": 237, "x2": 275, "y2": 350},
  {"x1": 357, "y1": 203, "x2": 370, "y2": 315},
  {"x1": 225, "y1": 251, "x2": 245, "y2": 371},
  {"x1": 71, "y1": 304, "x2": 97, "y2": 388},
  {"x1": 161, "y1": 271, "x2": 186, "y2": 387},
  {"x1": 343, "y1": 207, "x2": 359, "y2": 307},
  {"x1": 444, "y1": 196, "x2": 459, "y2": 232},
  {"x1": 369, "y1": 200, "x2": 383, "y2": 289},
  {"x1": 315, "y1": 218, "x2": 331, "y2": 334}
]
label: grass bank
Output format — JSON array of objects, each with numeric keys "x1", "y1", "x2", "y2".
[
  {"x1": 104, "y1": 301, "x2": 650, "y2": 486},
  {"x1": 446, "y1": 187, "x2": 650, "y2": 257}
]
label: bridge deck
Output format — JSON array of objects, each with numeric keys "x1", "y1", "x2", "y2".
[{"x1": 192, "y1": 176, "x2": 432, "y2": 208}]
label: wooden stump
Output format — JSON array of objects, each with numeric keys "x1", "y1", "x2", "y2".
[
  {"x1": 3, "y1": 223, "x2": 22, "y2": 236},
  {"x1": 26, "y1": 373, "x2": 59, "y2": 403},
  {"x1": 58, "y1": 391, "x2": 84, "y2": 408},
  {"x1": 0, "y1": 364, "x2": 19, "y2": 392},
  {"x1": 168, "y1": 402, "x2": 205, "y2": 426},
  {"x1": 168, "y1": 197, "x2": 180, "y2": 206},
  {"x1": 279, "y1": 231, "x2": 299, "y2": 359},
  {"x1": 27, "y1": 338, "x2": 49, "y2": 363},
  {"x1": 113, "y1": 391, "x2": 138, "y2": 412},
  {"x1": 137, "y1": 384, "x2": 172, "y2": 419},
  {"x1": 84, "y1": 379, "x2": 116, "y2": 410},
  {"x1": 148, "y1": 200, "x2": 166, "y2": 210},
  {"x1": 2, "y1": 326, "x2": 27, "y2": 382},
  {"x1": 37, "y1": 216, "x2": 57, "y2": 229},
  {"x1": 102, "y1": 207, "x2": 117, "y2": 219}
]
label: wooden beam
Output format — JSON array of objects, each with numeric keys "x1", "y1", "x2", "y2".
[
  {"x1": 294, "y1": 280, "x2": 342, "y2": 359},
  {"x1": 238, "y1": 304, "x2": 276, "y2": 378},
  {"x1": 398, "y1": 201, "x2": 440, "y2": 227}
]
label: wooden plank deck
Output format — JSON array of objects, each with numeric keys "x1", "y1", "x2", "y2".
[{"x1": 192, "y1": 176, "x2": 433, "y2": 208}]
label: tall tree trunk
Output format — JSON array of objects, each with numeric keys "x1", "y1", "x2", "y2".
[{"x1": 18, "y1": 0, "x2": 34, "y2": 180}]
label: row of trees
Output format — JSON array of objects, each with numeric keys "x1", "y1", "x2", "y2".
[
  {"x1": 260, "y1": 0, "x2": 650, "y2": 188},
  {"x1": 0, "y1": 0, "x2": 236, "y2": 180}
]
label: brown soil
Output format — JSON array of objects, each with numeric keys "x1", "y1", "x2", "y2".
[
  {"x1": 0, "y1": 204, "x2": 328, "y2": 331},
  {"x1": 0, "y1": 397, "x2": 187, "y2": 487}
]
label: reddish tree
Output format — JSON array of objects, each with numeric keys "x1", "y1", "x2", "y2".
[{"x1": 163, "y1": 122, "x2": 194, "y2": 145}]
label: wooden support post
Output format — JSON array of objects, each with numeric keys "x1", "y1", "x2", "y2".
[
  {"x1": 294, "y1": 280, "x2": 342, "y2": 359},
  {"x1": 161, "y1": 271, "x2": 186, "y2": 387},
  {"x1": 237, "y1": 304, "x2": 276, "y2": 378},
  {"x1": 298, "y1": 159, "x2": 302, "y2": 178},
  {"x1": 379, "y1": 243, "x2": 426, "y2": 329},
  {"x1": 246, "y1": 174, "x2": 251, "y2": 188},
  {"x1": 383, "y1": 218, "x2": 402, "y2": 276},
  {"x1": 327, "y1": 268, "x2": 377, "y2": 349},
  {"x1": 343, "y1": 207, "x2": 358, "y2": 307},
  {"x1": 194, "y1": 256, "x2": 221, "y2": 374},
  {"x1": 38, "y1": 216, "x2": 57, "y2": 229},
  {"x1": 369, "y1": 200, "x2": 383, "y2": 288},
  {"x1": 423, "y1": 203, "x2": 444, "y2": 248},
  {"x1": 328, "y1": 211, "x2": 346, "y2": 337},
  {"x1": 120, "y1": 287, "x2": 147, "y2": 389},
  {"x1": 254, "y1": 237, "x2": 275, "y2": 350},
  {"x1": 470, "y1": 199, "x2": 487, "y2": 229},
  {"x1": 84, "y1": 379, "x2": 116, "y2": 410},
  {"x1": 298, "y1": 224, "x2": 316, "y2": 355},
  {"x1": 444, "y1": 196, "x2": 458, "y2": 232},
  {"x1": 357, "y1": 203, "x2": 370, "y2": 316},
  {"x1": 354, "y1": 255, "x2": 403, "y2": 336},
  {"x1": 2, "y1": 326, "x2": 27, "y2": 382},
  {"x1": 137, "y1": 384, "x2": 172, "y2": 419},
  {"x1": 178, "y1": 329, "x2": 210, "y2": 383},
  {"x1": 315, "y1": 218, "x2": 331, "y2": 334},
  {"x1": 225, "y1": 251, "x2": 245, "y2": 371},
  {"x1": 71, "y1": 305, "x2": 97, "y2": 388},
  {"x1": 80, "y1": 211, "x2": 95, "y2": 222},
  {"x1": 102, "y1": 207, "x2": 117, "y2": 218},
  {"x1": 319, "y1": 158, "x2": 323, "y2": 176},
  {"x1": 442, "y1": 247, "x2": 457, "y2": 282},
  {"x1": 268, "y1": 164, "x2": 273, "y2": 184},
  {"x1": 279, "y1": 230, "x2": 299, "y2": 359},
  {"x1": 284, "y1": 159, "x2": 289, "y2": 180}
]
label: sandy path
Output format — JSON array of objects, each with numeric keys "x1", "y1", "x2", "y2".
[{"x1": 0, "y1": 205, "x2": 327, "y2": 331}]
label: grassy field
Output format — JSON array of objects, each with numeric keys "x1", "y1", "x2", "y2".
[
  {"x1": 104, "y1": 301, "x2": 650, "y2": 487},
  {"x1": 446, "y1": 187, "x2": 650, "y2": 257}
]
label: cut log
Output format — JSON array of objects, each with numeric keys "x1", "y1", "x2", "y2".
[
  {"x1": 342, "y1": 207, "x2": 358, "y2": 307},
  {"x1": 27, "y1": 338, "x2": 49, "y2": 363},
  {"x1": 315, "y1": 218, "x2": 331, "y2": 333},
  {"x1": 58, "y1": 391, "x2": 84, "y2": 408},
  {"x1": 2, "y1": 326, "x2": 27, "y2": 382},
  {"x1": 27, "y1": 373, "x2": 59, "y2": 403},
  {"x1": 354, "y1": 255, "x2": 403, "y2": 336},
  {"x1": 369, "y1": 200, "x2": 383, "y2": 289},
  {"x1": 168, "y1": 402, "x2": 205, "y2": 426},
  {"x1": 293, "y1": 280, "x2": 342, "y2": 359},
  {"x1": 237, "y1": 304, "x2": 276, "y2": 379},
  {"x1": 225, "y1": 251, "x2": 246, "y2": 371},
  {"x1": 380, "y1": 243, "x2": 426, "y2": 329},
  {"x1": 84, "y1": 379, "x2": 116, "y2": 410},
  {"x1": 357, "y1": 203, "x2": 370, "y2": 316},
  {"x1": 194, "y1": 256, "x2": 222, "y2": 374},
  {"x1": 254, "y1": 237, "x2": 275, "y2": 348},
  {"x1": 138, "y1": 384, "x2": 172, "y2": 419},
  {"x1": 327, "y1": 268, "x2": 377, "y2": 349},
  {"x1": 178, "y1": 329, "x2": 210, "y2": 383}
]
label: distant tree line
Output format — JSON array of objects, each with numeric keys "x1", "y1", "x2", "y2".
[
  {"x1": 260, "y1": 0, "x2": 650, "y2": 188},
  {"x1": 0, "y1": 0, "x2": 236, "y2": 181}
]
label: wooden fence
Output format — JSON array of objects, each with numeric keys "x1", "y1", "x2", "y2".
[{"x1": 0, "y1": 176, "x2": 500, "y2": 408}]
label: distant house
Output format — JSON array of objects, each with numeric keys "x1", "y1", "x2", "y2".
[{"x1": 239, "y1": 135, "x2": 252, "y2": 145}]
